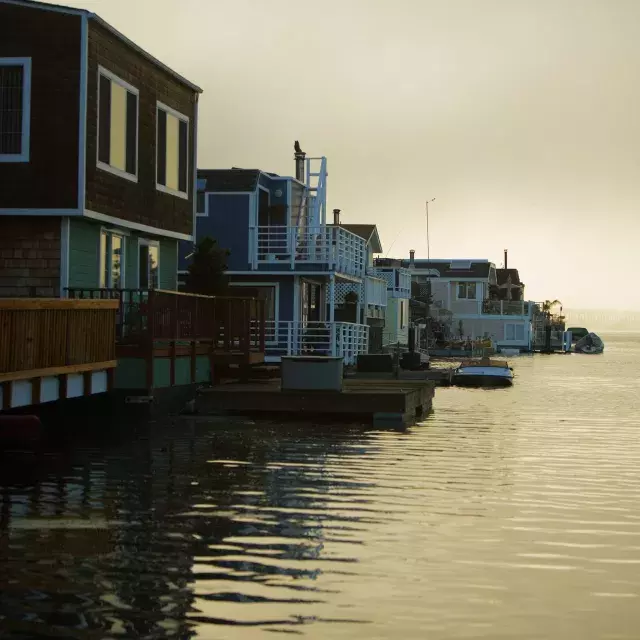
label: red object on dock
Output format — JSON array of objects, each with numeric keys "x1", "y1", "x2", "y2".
[{"x1": 0, "y1": 415, "x2": 44, "y2": 443}]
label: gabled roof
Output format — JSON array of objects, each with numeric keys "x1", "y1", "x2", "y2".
[
  {"x1": 198, "y1": 169, "x2": 260, "y2": 193},
  {"x1": 2, "y1": 0, "x2": 202, "y2": 93},
  {"x1": 339, "y1": 224, "x2": 383, "y2": 253},
  {"x1": 496, "y1": 268, "x2": 522, "y2": 286}
]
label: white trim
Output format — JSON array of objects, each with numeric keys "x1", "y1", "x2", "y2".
[
  {"x1": 0, "y1": 208, "x2": 81, "y2": 215},
  {"x1": 196, "y1": 192, "x2": 209, "y2": 217},
  {"x1": 77, "y1": 16, "x2": 88, "y2": 210},
  {"x1": 60, "y1": 217, "x2": 70, "y2": 297},
  {"x1": 99, "y1": 227, "x2": 127, "y2": 288},
  {"x1": 96, "y1": 66, "x2": 139, "y2": 183},
  {"x1": 205, "y1": 190, "x2": 257, "y2": 196},
  {"x1": 156, "y1": 100, "x2": 190, "y2": 199},
  {"x1": 228, "y1": 281, "x2": 280, "y2": 324},
  {"x1": 84, "y1": 209, "x2": 192, "y2": 241},
  {"x1": 192, "y1": 94, "x2": 199, "y2": 233},
  {"x1": 0, "y1": 57, "x2": 31, "y2": 162},
  {"x1": 137, "y1": 237, "x2": 160, "y2": 289}
]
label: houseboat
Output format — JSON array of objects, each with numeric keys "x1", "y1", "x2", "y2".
[{"x1": 179, "y1": 143, "x2": 411, "y2": 365}]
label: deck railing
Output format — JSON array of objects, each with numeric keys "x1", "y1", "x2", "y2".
[
  {"x1": 482, "y1": 300, "x2": 531, "y2": 316},
  {"x1": 66, "y1": 288, "x2": 266, "y2": 353},
  {"x1": 251, "y1": 225, "x2": 366, "y2": 277},
  {"x1": 258, "y1": 320, "x2": 368, "y2": 365},
  {"x1": 369, "y1": 267, "x2": 412, "y2": 298},
  {"x1": 0, "y1": 299, "x2": 118, "y2": 379}
]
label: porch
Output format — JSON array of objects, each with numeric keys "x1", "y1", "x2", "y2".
[
  {"x1": 482, "y1": 300, "x2": 531, "y2": 316},
  {"x1": 66, "y1": 288, "x2": 266, "y2": 390},
  {"x1": 0, "y1": 299, "x2": 118, "y2": 410},
  {"x1": 262, "y1": 320, "x2": 368, "y2": 365}
]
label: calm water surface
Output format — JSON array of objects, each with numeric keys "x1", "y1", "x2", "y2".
[{"x1": 2, "y1": 333, "x2": 640, "y2": 639}]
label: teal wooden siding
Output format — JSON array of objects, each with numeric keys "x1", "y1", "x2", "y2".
[
  {"x1": 68, "y1": 218, "x2": 99, "y2": 288},
  {"x1": 114, "y1": 355, "x2": 210, "y2": 390},
  {"x1": 68, "y1": 218, "x2": 178, "y2": 291}
]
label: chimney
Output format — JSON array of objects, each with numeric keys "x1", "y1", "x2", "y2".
[
  {"x1": 294, "y1": 140, "x2": 305, "y2": 182},
  {"x1": 409, "y1": 249, "x2": 415, "y2": 267},
  {"x1": 504, "y1": 249, "x2": 508, "y2": 270},
  {"x1": 333, "y1": 208, "x2": 341, "y2": 225}
]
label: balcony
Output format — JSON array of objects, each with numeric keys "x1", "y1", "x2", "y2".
[
  {"x1": 261, "y1": 320, "x2": 368, "y2": 365},
  {"x1": 369, "y1": 267, "x2": 411, "y2": 298},
  {"x1": 482, "y1": 300, "x2": 531, "y2": 316},
  {"x1": 251, "y1": 226, "x2": 366, "y2": 278}
]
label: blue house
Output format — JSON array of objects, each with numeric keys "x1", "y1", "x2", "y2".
[{"x1": 179, "y1": 144, "x2": 383, "y2": 363}]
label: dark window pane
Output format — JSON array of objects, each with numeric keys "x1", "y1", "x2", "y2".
[
  {"x1": 0, "y1": 65, "x2": 24, "y2": 155},
  {"x1": 139, "y1": 245, "x2": 149, "y2": 288},
  {"x1": 156, "y1": 108, "x2": 167, "y2": 186},
  {"x1": 98, "y1": 74, "x2": 111, "y2": 164},
  {"x1": 178, "y1": 119, "x2": 188, "y2": 193},
  {"x1": 196, "y1": 191, "x2": 205, "y2": 214},
  {"x1": 125, "y1": 91, "x2": 137, "y2": 175}
]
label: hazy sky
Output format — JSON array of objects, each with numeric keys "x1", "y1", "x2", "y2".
[{"x1": 45, "y1": 0, "x2": 640, "y2": 309}]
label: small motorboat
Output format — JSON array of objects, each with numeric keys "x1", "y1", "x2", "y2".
[
  {"x1": 574, "y1": 332, "x2": 604, "y2": 354},
  {"x1": 452, "y1": 358, "x2": 514, "y2": 388}
]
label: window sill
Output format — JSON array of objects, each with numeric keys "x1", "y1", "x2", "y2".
[
  {"x1": 97, "y1": 161, "x2": 138, "y2": 183},
  {"x1": 0, "y1": 152, "x2": 29, "y2": 163},
  {"x1": 156, "y1": 183, "x2": 189, "y2": 200},
  {"x1": 196, "y1": 212, "x2": 208, "y2": 217}
]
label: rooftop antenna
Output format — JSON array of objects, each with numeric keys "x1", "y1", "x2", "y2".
[{"x1": 426, "y1": 198, "x2": 435, "y2": 263}]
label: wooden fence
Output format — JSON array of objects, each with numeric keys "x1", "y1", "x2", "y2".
[{"x1": 0, "y1": 299, "x2": 119, "y2": 381}]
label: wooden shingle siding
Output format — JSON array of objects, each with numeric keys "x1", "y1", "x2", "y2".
[
  {"x1": 0, "y1": 3, "x2": 81, "y2": 209},
  {"x1": 85, "y1": 21, "x2": 196, "y2": 237},
  {"x1": 0, "y1": 217, "x2": 61, "y2": 297}
]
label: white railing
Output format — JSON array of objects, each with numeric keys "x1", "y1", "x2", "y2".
[
  {"x1": 252, "y1": 226, "x2": 366, "y2": 278},
  {"x1": 370, "y1": 267, "x2": 411, "y2": 298},
  {"x1": 365, "y1": 275, "x2": 387, "y2": 307},
  {"x1": 257, "y1": 320, "x2": 368, "y2": 365},
  {"x1": 481, "y1": 300, "x2": 531, "y2": 316}
]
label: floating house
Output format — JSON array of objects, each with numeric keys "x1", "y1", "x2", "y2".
[
  {"x1": 179, "y1": 144, "x2": 391, "y2": 364},
  {"x1": 376, "y1": 254, "x2": 536, "y2": 352},
  {"x1": 0, "y1": 0, "x2": 264, "y2": 409}
]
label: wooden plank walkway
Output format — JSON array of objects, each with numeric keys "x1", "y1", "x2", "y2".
[{"x1": 196, "y1": 379, "x2": 435, "y2": 428}]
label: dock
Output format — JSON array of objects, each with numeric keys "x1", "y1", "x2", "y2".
[
  {"x1": 348, "y1": 369, "x2": 453, "y2": 386},
  {"x1": 195, "y1": 379, "x2": 435, "y2": 428}
]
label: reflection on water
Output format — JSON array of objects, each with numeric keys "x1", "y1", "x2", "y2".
[{"x1": 1, "y1": 333, "x2": 640, "y2": 638}]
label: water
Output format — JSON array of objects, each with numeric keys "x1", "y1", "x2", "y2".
[{"x1": 2, "y1": 333, "x2": 640, "y2": 639}]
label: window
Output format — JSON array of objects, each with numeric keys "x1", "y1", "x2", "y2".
[
  {"x1": 196, "y1": 191, "x2": 208, "y2": 217},
  {"x1": 138, "y1": 240, "x2": 159, "y2": 289},
  {"x1": 457, "y1": 282, "x2": 477, "y2": 299},
  {"x1": 99, "y1": 230, "x2": 124, "y2": 288},
  {"x1": 505, "y1": 323, "x2": 525, "y2": 341},
  {"x1": 156, "y1": 102, "x2": 189, "y2": 198},
  {"x1": 97, "y1": 67, "x2": 138, "y2": 180},
  {"x1": 400, "y1": 299, "x2": 408, "y2": 328},
  {"x1": 0, "y1": 58, "x2": 31, "y2": 162}
]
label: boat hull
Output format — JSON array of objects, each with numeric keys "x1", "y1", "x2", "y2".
[{"x1": 452, "y1": 374, "x2": 513, "y2": 388}]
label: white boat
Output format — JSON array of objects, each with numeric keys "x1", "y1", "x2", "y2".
[{"x1": 452, "y1": 359, "x2": 514, "y2": 388}]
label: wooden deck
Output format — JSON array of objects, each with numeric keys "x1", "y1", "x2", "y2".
[
  {"x1": 196, "y1": 378, "x2": 435, "y2": 427},
  {"x1": 0, "y1": 299, "x2": 119, "y2": 409}
]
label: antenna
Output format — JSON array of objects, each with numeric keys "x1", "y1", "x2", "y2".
[
  {"x1": 426, "y1": 198, "x2": 435, "y2": 262},
  {"x1": 384, "y1": 229, "x2": 403, "y2": 258}
]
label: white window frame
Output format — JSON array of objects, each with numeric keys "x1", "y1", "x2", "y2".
[
  {"x1": 196, "y1": 191, "x2": 209, "y2": 217},
  {"x1": 156, "y1": 100, "x2": 189, "y2": 200},
  {"x1": 96, "y1": 66, "x2": 139, "y2": 183},
  {"x1": 504, "y1": 323, "x2": 525, "y2": 342},
  {"x1": 0, "y1": 57, "x2": 31, "y2": 163},
  {"x1": 99, "y1": 228, "x2": 127, "y2": 288},
  {"x1": 137, "y1": 238, "x2": 160, "y2": 289},
  {"x1": 456, "y1": 281, "x2": 478, "y2": 300}
]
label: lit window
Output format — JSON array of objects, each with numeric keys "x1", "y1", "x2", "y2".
[
  {"x1": 99, "y1": 230, "x2": 124, "y2": 288},
  {"x1": 97, "y1": 67, "x2": 139, "y2": 180},
  {"x1": 139, "y1": 240, "x2": 159, "y2": 289},
  {"x1": 0, "y1": 58, "x2": 31, "y2": 162},
  {"x1": 156, "y1": 102, "x2": 189, "y2": 197},
  {"x1": 457, "y1": 282, "x2": 477, "y2": 299}
]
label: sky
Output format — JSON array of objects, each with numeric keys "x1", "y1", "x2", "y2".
[{"x1": 44, "y1": 0, "x2": 640, "y2": 309}]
